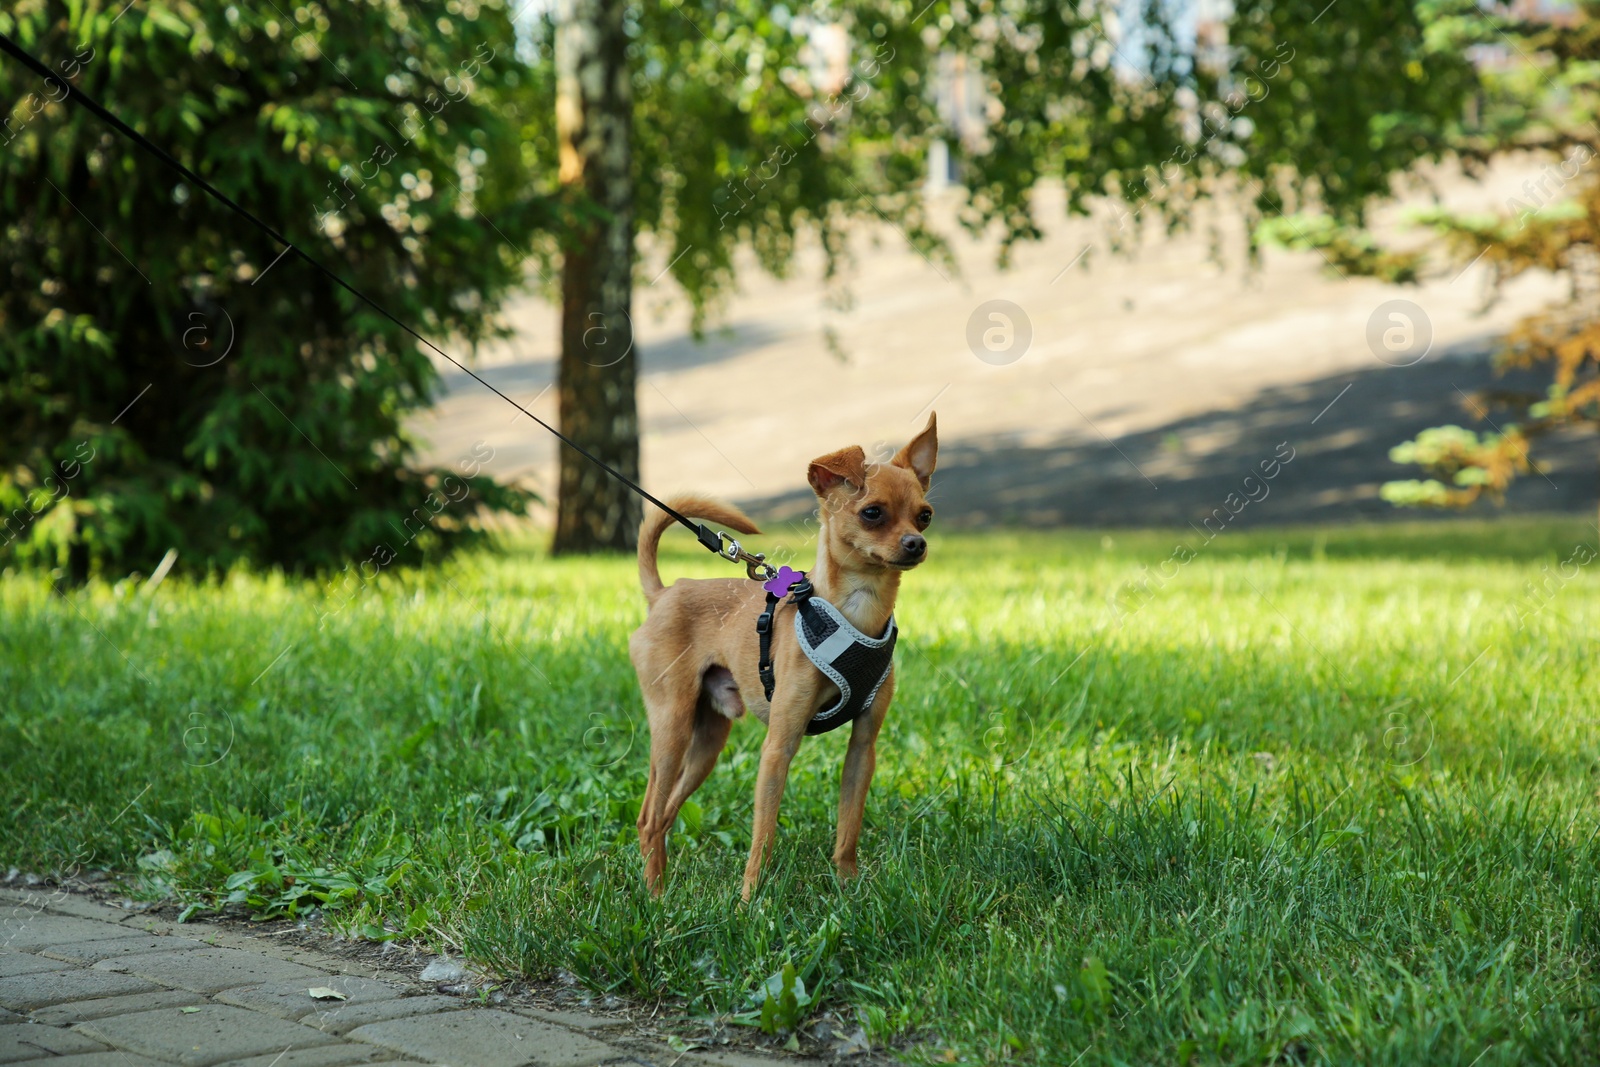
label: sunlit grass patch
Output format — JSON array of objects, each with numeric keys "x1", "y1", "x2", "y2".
[{"x1": 3, "y1": 516, "x2": 1597, "y2": 1065}]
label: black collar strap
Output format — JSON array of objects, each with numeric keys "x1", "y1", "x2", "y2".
[{"x1": 756, "y1": 577, "x2": 810, "y2": 703}]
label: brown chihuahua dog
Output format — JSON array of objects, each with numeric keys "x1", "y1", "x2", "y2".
[{"x1": 629, "y1": 413, "x2": 938, "y2": 898}]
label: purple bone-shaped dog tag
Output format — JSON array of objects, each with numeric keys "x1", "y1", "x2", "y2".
[{"x1": 762, "y1": 565, "x2": 804, "y2": 597}]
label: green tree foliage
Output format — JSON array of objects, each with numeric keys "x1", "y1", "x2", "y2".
[
  {"x1": 1384, "y1": 162, "x2": 1600, "y2": 509},
  {"x1": 532, "y1": 0, "x2": 1477, "y2": 306},
  {"x1": 3, "y1": 0, "x2": 1485, "y2": 563},
  {"x1": 1222, "y1": 0, "x2": 1477, "y2": 223},
  {"x1": 518, "y1": 0, "x2": 1474, "y2": 551},
  {"x1": 516, "y1": 0, "x2": 964, "y2": 335},
  {"x1": 1251, "y1": 2, "x2": 1600, "y2": 512},
  {"x1": 0, "y1": 0, "x2": 541, "y2": 577}
]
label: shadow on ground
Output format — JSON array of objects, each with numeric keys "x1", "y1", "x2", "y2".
[
  {"x1": 437, "y1": 321, "x2": 789, "y2": 398},
  {"x1": 744, "y1": 341, "x2": 1600, "y2": 528}
]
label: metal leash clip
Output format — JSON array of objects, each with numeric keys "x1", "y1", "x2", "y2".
[
  {"x1": 716, "y1": 531, "x2": 777, "y2": 582},
  {"x1": 742, "y1": 551, "x2": 776, "y2": 582}
]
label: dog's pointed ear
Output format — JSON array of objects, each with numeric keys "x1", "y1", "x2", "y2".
[
  {"x1": 893, "y1": 412, "x2": 938, "y2": 490},
  {"x1": 808, "y1": 445, "x2": 868, "y2": 497}
]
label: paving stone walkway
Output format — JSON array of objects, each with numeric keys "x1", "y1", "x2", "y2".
[{"x1": 0, "y1": 889, "x2": 793, "y2": 1067}]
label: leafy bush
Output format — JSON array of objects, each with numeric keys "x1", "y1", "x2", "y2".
[
  {"x1": 0, "y1": 1, "x2": 542, "y2": 577},
  {"x1": 1380, "y1": 425, "x2": 1532, "y2": 507}
]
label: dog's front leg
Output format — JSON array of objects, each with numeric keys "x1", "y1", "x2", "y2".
[
  {"x1": 834, "y1": 671, "x2": 893, "y2": 880},
  {"x1": 741, "y1": 694, "x2": 812, "y2": 901}
]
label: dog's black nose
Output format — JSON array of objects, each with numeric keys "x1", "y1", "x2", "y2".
[{"x1": 900, "y1": 534, "x2": 926, "y2": 557}]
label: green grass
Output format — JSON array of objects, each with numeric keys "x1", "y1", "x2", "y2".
[{"x1": 4, "y1": 516, "x2": 1599, "y2": 1065}]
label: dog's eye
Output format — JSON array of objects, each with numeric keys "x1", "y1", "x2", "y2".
[
  {"x1": 860, "y1": 505, "x2": 885, "y2": 522},
  {"x1": 916, "y1": 508, "x2": 933, "y2": 529}
]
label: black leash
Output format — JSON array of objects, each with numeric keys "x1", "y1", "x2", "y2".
[{"x1": 0, "y1": 31, "x2": 762, "y2": 569}]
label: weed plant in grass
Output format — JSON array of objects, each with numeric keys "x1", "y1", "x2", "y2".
[{"x1": 2, "y1": 517, "x2": 1598, "y2": 1065}]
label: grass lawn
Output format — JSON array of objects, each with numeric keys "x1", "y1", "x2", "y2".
[{"x1": 3, "y1": 516, "x2": 1599, "y2": 1065}]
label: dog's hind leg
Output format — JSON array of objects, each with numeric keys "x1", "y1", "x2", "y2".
[
  {"x1": 637, "y1": 693, "x2": 694, "y2": 894},
  {"x1": 659, "y1": 693, "x2": 733, "y2": 834},
  {"x1": 639, "y1": 668, "x2": 738, "y2": 893}
]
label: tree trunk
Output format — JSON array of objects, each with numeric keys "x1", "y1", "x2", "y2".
[{"x1": 553, "y1": 0, "x2": 638, "y2": 554}]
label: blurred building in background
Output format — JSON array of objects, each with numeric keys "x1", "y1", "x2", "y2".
[
  {"x1": 927, "y1": 52, "x2": 989, "y2": 190},
  {"x1": 1507, "y1": 0, "x2": 1579, "y2": 19}
]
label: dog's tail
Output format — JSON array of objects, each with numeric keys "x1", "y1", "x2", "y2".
[{"x1": 638, "y1": 494, "x2": 761, "y2": 602}]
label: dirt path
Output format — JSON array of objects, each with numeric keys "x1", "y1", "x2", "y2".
[{"x1": 411, "y1": 159, "x2": 1596, "y2": 530}]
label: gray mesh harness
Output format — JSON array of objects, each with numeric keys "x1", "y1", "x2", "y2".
[{"x1": 757, "y1": 575, "x2": 897, "y2": 736}]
